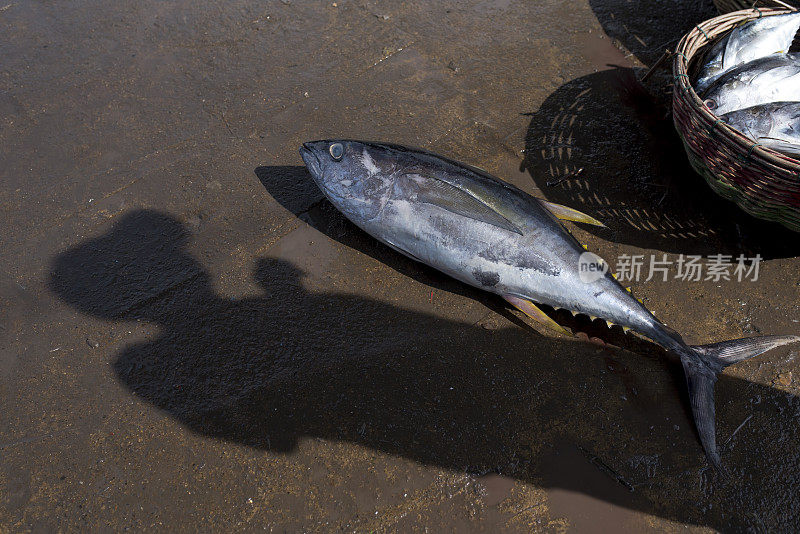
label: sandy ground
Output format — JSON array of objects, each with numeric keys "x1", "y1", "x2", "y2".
[{"x1": 3, "y1": 0, "x2": 800, "y2": 531}]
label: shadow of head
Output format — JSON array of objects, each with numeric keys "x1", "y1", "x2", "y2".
[
  {"x1": 49, "y1": 210, "x2": 207, "y2": 321},
  {"x1": 522, "y1": 67, "x2": 800, "y2": 258},
  {"x1": 47, "y1": 208, "x2": 800, "y2": 531}
]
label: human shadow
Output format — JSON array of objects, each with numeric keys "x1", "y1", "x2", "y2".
[
  {"x1": 521, "y1": 66, "x2": 800, "y2": 259},
  {"x1": 49, "y1": 207, "x2": 800, "y2": 531}
]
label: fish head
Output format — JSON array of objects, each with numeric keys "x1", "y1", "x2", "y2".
[
  {"x1": 300, "y1": 140, "x2": 399, "y2": 221},
  {"x1": 704, "y1": 80, "x2": 744, "y2": 116},
  {"x1": 703, "y1": 54, "x2": 800, "y2": 116}
]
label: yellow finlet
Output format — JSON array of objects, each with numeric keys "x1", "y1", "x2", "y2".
[
  {"x1": 503, "y1": 295, "x2": 571, "y2": 336},
  {"x1": 539, "y1": 199, "x2": 606, "y2": 227}
]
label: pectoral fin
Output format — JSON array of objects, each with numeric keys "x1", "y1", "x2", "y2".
[
  {"x1": 382, "y1": 238, "x2": 425, "y2": 264},
  {"x1": 539, "y1": 200, "x2": 605, "y2": 227},
  {"x1": 402, "y1": 173, "x2": 523, "y2": 235},
  {"x1": 503, "y1": 294, "x2": 571, "y2": 336}
]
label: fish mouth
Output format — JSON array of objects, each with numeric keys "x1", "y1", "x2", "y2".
[{"x1": 299, "y1": 143, "x2": 322, "y2": 178}]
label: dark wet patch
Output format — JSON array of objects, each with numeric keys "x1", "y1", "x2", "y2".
[{"x1": 472, "y1": 268, "x2": 500, "y2": 287}]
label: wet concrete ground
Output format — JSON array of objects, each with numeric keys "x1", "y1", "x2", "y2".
[{"x1": 3, "y1": 0, "x2": 800, "y2": 531}]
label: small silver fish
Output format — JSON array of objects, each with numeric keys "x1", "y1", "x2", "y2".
[
  {"x1": 300, "y1": 140, "x2": 799, "y2": 472},
  {"x1": 721, "y1": 101, "x2": 800, "y2": 157},
  {"x1": 702, "y1": 53, "x2": 800, "y2": 116},
  {"x1": 695, "y1": 12, "x2": 800, "y2": 93}
]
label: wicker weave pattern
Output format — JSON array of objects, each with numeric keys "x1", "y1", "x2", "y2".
[
  {"x1": 672, "y1": 7, "x2": 800, "y2": 231},
  {"x1": 713, "y1": 0, "x2": 800, "y2": 14}
]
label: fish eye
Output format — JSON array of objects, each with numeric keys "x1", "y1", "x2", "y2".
[
  {"x1": 704, "y1": 99, "x2": 716, "y2": 110},
  {"x1": 329, "y1": 143, "x2": 343, "y2": 160}
]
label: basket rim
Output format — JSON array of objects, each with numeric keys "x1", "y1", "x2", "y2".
[{"x1": 672, "y1": 6, "x2": 800, "y2": 172}]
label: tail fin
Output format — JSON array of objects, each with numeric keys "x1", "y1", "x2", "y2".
[{"x1": 681, "y1": 335, "x2": 800, "y2": 473}]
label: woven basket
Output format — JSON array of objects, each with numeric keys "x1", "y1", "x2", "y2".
[
  {"x1": 713, "y1": 0, "x2": 799, "y2": 14},
  {"x1": 672, "y1": 7, "x2": 800, "y2": 231}
]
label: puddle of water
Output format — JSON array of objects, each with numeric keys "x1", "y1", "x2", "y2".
[
  {"x1": 266, "y1": 223, "x2": 342, "y2": 287},
  {"x1": 576, "y1": 32, "x2": 637, "y2": 71},
  {"x1": 477, "y1": 472, "x2": 516, "y2": 507},
  {"x1": 540, "y1": 443, "x2": 646, "y2": 533}
]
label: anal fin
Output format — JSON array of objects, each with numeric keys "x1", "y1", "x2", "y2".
[
  {"x1": 503, "y1": 295, "x2": 571, "y2": 336},
  {"x1": 539, "y1": 200, "x2": 605, "y2": 227}
]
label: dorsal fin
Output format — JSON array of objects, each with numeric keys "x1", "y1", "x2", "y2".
[
  {"x1": 400, "y1": 173, "x2": 523, "y2": 235},
  {"x1": 538, "y1": 200, "x2": 606, "y2": 227}
]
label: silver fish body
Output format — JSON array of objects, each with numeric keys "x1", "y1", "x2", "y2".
[
  {"x1": 299, "y1": 140, "x2": 799, "y2": 471},
  {"x1": 695, "y1": 13, "x2": 800, "y2": 93},
  {"x1": 702, "y1": 53, "x2": 800, "y2": 116},
  {"x1": 721, "y1": 101, "x2": 800, "y2": 156},
  {"x1": 303, "y1": 143, "x2": 649, "y2": 329}
]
